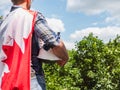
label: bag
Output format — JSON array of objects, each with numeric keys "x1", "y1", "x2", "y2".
[
  {"x1": 37, "y1": 32, "x2": 62, "y2": 61},
  {"x1": 37, "y1": 47, "x2": 61, "y2": 61}
]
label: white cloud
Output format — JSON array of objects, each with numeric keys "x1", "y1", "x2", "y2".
[
  {"x1": 46, "y1": 18, "x2": 65, "y2": 33},
  {"x1": 64, "y1": 41, "x2": 75, "y2": 50},
  {"x1": 92, "y1": 22, "x2": 98, "y2": 26},
  {"x1": 67, "y1": 0, "x2": 120, "y2": 25},
  {"x1": 47, "y1": 18, "x2": 72, "y2": 50},
  {"x1": 0, "y1": 0, "x2": 10, "y2": 6},
  {"x1": 105, "y1": 15, "x2": 120, "y2": 26},
  {"x1": 70, "y1": 26, "x2": 120, "y2": 43},
  {"x1": 46, "y1": 18, "x2": 73, "y2": 49},
  {"x1": 0, "y1": 0, "x2": 11, "y2": 15},
  {"x1": 67, "y1": 0, "x2": 120, "y2": 15},
  {"x1": 45, "y1": 18, "x2": 73, "y2": 50}
]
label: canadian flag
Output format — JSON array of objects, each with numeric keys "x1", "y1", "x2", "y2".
[{"x1": 0, "y1": 8, "x2": 36, "y2": 90}]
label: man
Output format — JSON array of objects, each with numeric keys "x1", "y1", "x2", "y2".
[{"x1": 0, "y1": 0, "x2": 68, "y2": 90}]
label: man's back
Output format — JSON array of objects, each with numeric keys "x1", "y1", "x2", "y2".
[{"x1": 0, "y1": 7, "x2": 36, "y2": 90}]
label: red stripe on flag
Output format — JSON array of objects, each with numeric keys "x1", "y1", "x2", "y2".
[{"x1": 1, "y1": 35, "x2": 31, "y2": 90}]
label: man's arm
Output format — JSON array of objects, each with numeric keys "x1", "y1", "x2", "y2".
[
  {"x1": 34, "y1": 12, "x2": 69, "y2": 66},
  {"x1": 52, "y1": 40, "x2": 69, "y2": 66}
]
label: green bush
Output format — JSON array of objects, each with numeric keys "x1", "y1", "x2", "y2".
[{"x1": 43, "y1": 33, "x2": 120, "y2": 90}]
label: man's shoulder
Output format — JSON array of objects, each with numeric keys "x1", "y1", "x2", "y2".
[
  {"x1": 31, "y1": 10, "x2": 44, "y2": 17},
  {"x1": 35, "y1": 11, "x2": 46, "y2": 20},
  {"x1": 29, "y1": 9, "x2": 46, "y2": 21}
]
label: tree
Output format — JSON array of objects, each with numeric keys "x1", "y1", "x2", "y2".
[
  {"x1": 0, "y1": 16, "x2": 2, "y2": 19},
  {"x1": 104, "y1": 35, "x2": 120, "y2": 89},
  {"x1": 43, "y1": 33, "x2": 120, "y2": 90},
  {"x1": 73, "y1": 33, "x2": 105, "y2": 89},
  {"x1": 72, "y1": 33, "x2": 120, "y2": 89},
  {"x1": 43, "y1": 50, "x2": 80, "y2": 90},
  {"x1": 0, "y1": 16, "x2": 3, "y2": 24}
]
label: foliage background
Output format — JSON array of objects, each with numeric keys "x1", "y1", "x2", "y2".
[
  {"x1": 43, "y1": 33, "x2": 120, "y2": 90},
  {"x1": 0, "y1": 16, "x2": 120, "y2": 90}
]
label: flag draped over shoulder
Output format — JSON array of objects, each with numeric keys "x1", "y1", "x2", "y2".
[{"x1": 0, "y1": 8, "x2": 36, "y2": 90}]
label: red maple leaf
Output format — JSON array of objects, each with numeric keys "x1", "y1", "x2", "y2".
[{"x1": 1, "y1": 35, "x2": 31, "y2": 90}]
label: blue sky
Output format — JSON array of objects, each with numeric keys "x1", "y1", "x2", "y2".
[{"x1": 0, "y1": 0, "x2": 120, "y2": 50}]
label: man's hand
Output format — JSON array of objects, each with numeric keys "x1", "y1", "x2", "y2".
[
  {"x1": 52, "y1": 41, "x2": 69, "y2": 60},
  {"x1": 57, "y1": 60, "x2": 68, "y2": 67},
  {"x1": 52, "y1": 40, "x2": 69, "y2": 67}
]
